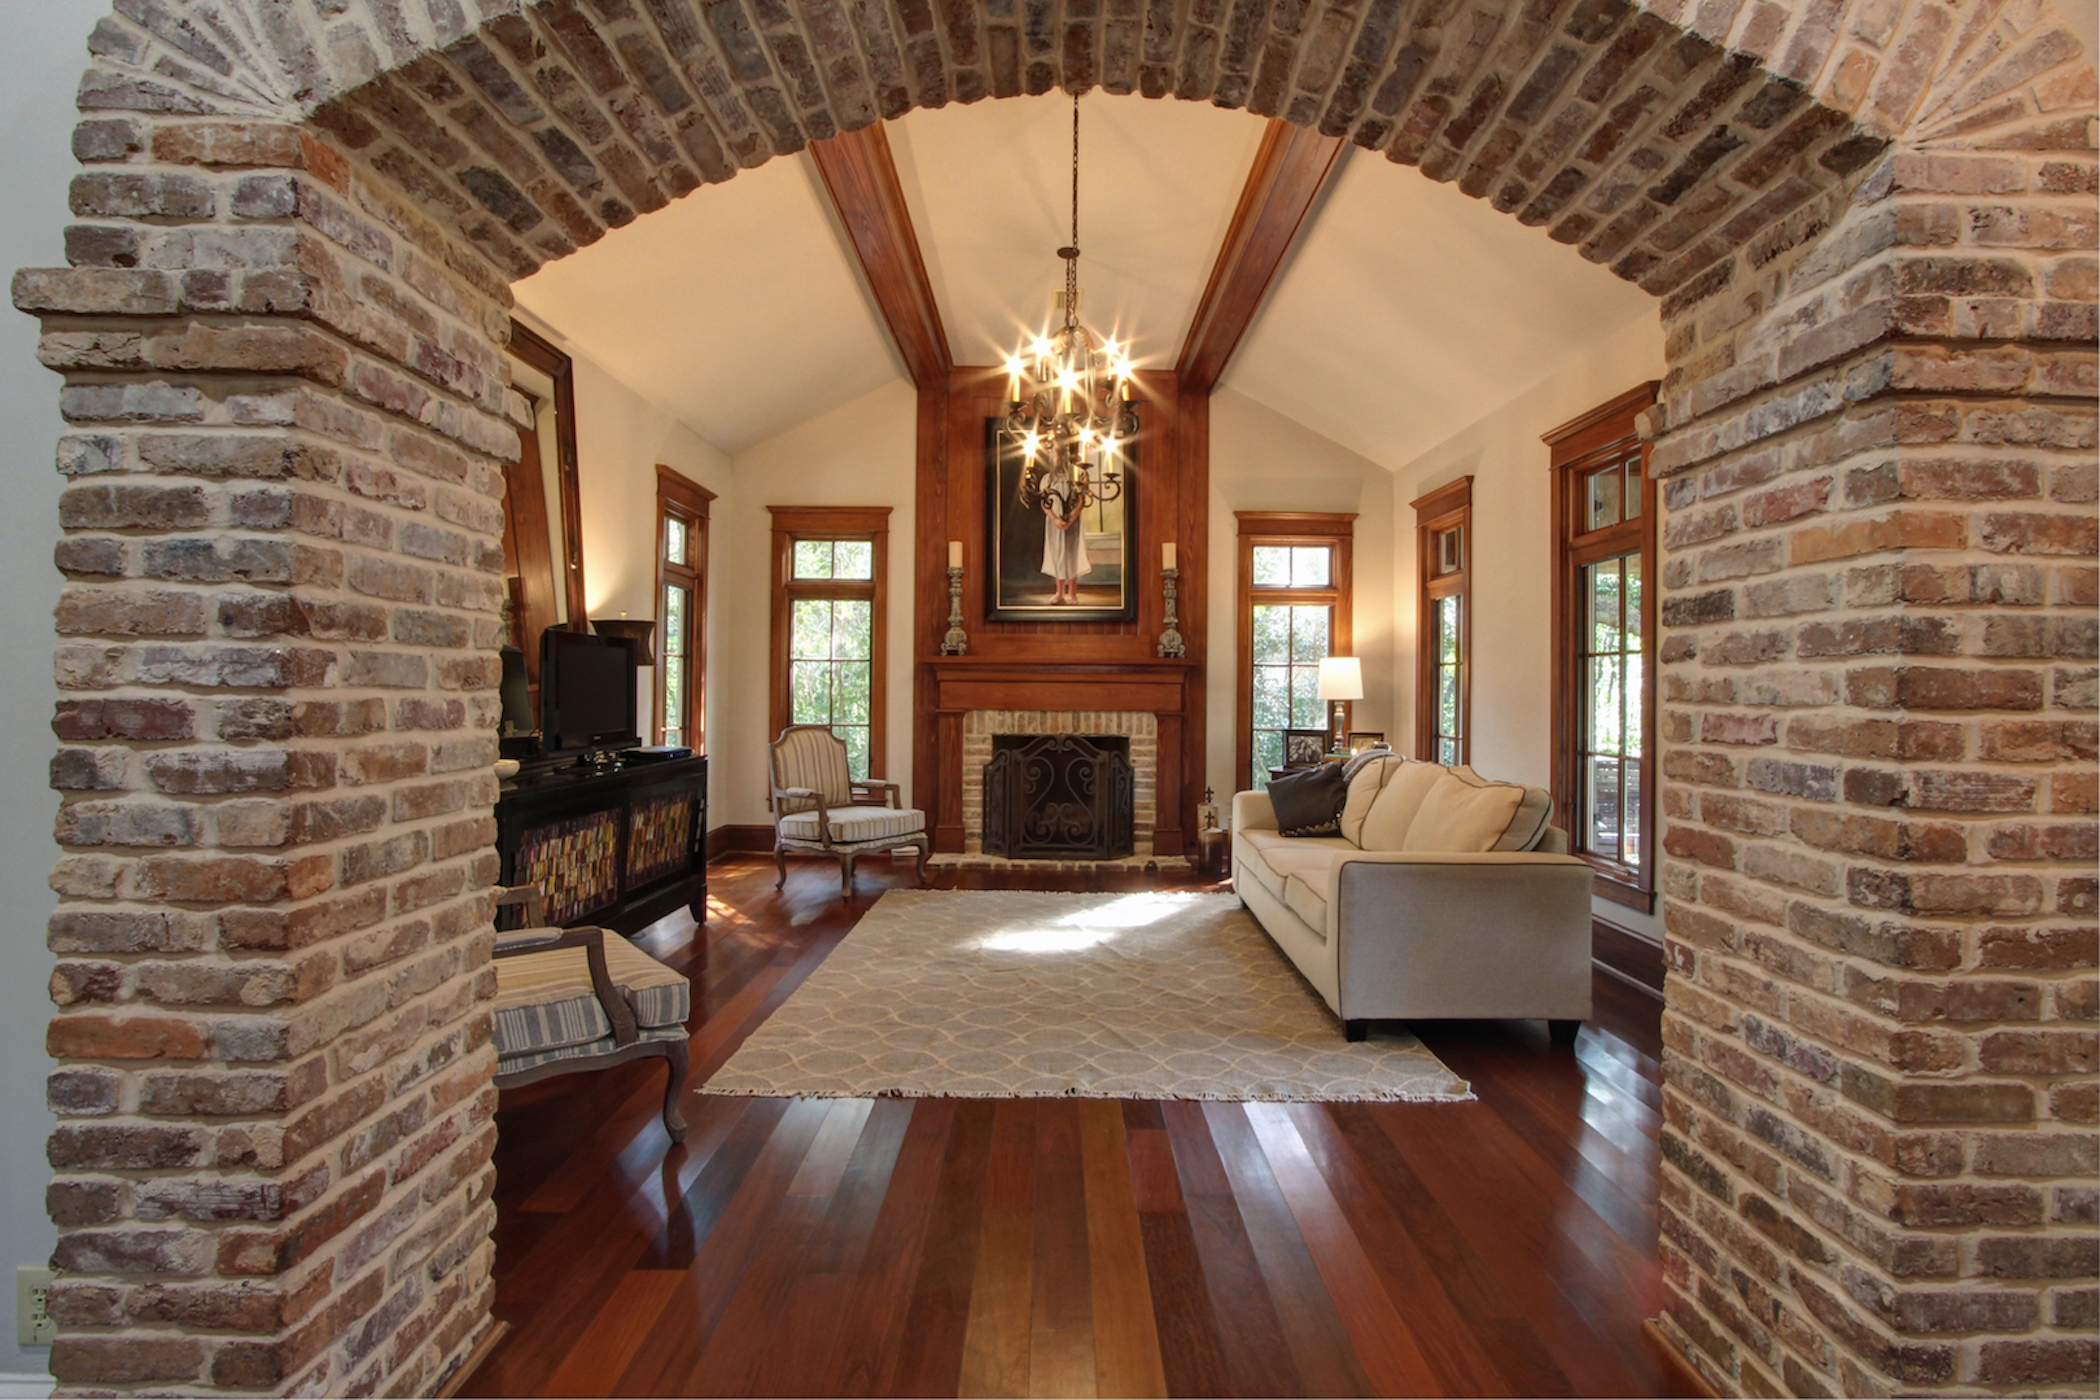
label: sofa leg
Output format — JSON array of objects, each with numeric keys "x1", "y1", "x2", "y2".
[
  {"x1": 1549, "y1": 1019, "x2": 1581, "y2": 1047},
  {"x1": 1344, "y1": 1019, "x2": 1370, "y2": 1043}
]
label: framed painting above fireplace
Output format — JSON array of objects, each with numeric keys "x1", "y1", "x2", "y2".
[{"x1": 983, "y1": 419, "x2": 1138, "y2": 623}]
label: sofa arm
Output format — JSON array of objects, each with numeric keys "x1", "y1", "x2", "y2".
[
  {"x1": 1323, "y1": 850, "x2": 1595, "y2": 1022},
  {"x1": 1231, "y1": 789, "x2": 1277, "y2": 834}
]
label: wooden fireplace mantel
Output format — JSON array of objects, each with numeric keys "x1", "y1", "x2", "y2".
[
  {"x1": 927, "y1": 656, "x2": 1198, "y2": 713},
  {"x1": 924, "y1": 656, "x2": 1199, "y2": 856}
]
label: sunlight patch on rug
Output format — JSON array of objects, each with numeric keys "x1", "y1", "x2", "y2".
[{"x1": 705, "y1": 889, "x2": 1473, "y2": 1102}]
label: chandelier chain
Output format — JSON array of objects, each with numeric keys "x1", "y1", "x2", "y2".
[{"x1": 1066, "y1": 93, "x2": 1080, "y2": 321}]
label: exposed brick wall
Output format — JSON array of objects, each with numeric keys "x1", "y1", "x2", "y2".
[
  {"x1": 1645, "y1": 31, "x2": 2099, "y2": 1397},
  {"x1": 17, "y1": 100, "x2": 518, "y2": 1396},
  {"x1": 11, "y1": 0, "x2": 2093, "y2": 1395}
]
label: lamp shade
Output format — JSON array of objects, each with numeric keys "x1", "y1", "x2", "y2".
[{"x1": 1317, "y1": 655, "x2": 1364, "y2": 703}]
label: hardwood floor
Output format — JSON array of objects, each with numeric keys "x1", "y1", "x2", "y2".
[{"x1": 461, "y1": 855, "x2": 1680, "y2": 1398}]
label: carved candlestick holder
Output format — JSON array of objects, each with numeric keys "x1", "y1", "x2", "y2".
[
  {"x1": 1157, "y1": 566, "x2": 1186, "y2": 658},
  {"x1": 941, "y1": 565, "x2": 969, "y2": 655}
]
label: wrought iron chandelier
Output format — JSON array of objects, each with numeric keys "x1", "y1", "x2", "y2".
[{"x1": 1002, "y1": 93, "x2": 1137, "y2": 514}]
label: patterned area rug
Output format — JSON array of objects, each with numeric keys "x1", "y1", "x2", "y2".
[{"x1": 707, "y1": 889, "x2": 1472, "y2": 1102}]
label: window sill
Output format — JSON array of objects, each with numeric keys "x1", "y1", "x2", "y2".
[{"x1": 1583, "y1": 859, "x2": 1653, "y2": 914}]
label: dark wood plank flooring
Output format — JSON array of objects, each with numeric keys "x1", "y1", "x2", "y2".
[{"x1": 461, "y1": 855, "x2": 1678, "y2": 1398}]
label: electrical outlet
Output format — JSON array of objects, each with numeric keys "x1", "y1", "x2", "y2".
[{"x1": 16, "y1": 1266, "x2": 54, "y2": 1347}]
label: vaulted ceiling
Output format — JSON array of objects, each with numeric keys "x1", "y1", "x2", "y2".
[{"x1": 512, "y1": 92, "x2": 1656, "y2": 465}]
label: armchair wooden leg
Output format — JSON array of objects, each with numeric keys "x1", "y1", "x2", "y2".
[
  {"x1": 773, "y1": 844, "x2": 788, "y2": 890},
  {"x1": 659, "y1": 1040, "x2": 689, "y2": 1143},
  {"x1": 913, "y1": 837, "x2": 929, "y2": 885},
  {"x1": 840, "y1": 854, "x2": 855, "y2": 898}
]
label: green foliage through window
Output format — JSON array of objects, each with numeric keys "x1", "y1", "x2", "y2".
[
  {"x1": 1251, "y1": 602, "x2": 1331, "y2": 788},
  {"x1": 1579, "y1": 552, "x2": 1643, "y2": 870},
  {"x1": 789, "y1": 597, "x2": 873, "y2": 778}
]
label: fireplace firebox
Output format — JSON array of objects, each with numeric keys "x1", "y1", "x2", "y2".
[{"x1": 982, "y1": 734, "x2": 1134, "y2": 860}]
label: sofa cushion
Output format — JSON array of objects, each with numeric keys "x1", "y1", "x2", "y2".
[
  {"x1": 1492, "y1": 783, "x2": 1555, "y2": 851},
  {"x1": 1239, "y1": 830, "x2": 1355, "y2": 861},
  {"x1": 1283, "y1": 872, "x2": 1328, "y2": 931},
  {"x1": 1267, "y1": 763, "x2": 1348, "y2": 836},
  {"x1": 1357, "y1": 761, "x2": 1444, "y2": 850},
  {"x1": 1404, "y1": 770, "x2": 1528, "y2": 853},
  {"x1": 1262, "y1": 843, "x2": 1342, "y2": 886},
  {"x1": 1235, "y1": 842, "x2": 1289, "y2": 902},
  {"x1": 1338, "y1": 754, "x2": 1407, "y2": 847}
]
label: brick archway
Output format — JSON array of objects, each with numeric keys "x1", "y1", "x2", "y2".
[{"x1": 16, "y1": 0, "x2": 2095, "y2": 1393}]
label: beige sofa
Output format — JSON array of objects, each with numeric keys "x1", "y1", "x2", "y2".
[{"x1": 1231, "y1": 755, "x2": 1595, "y2": 1042}]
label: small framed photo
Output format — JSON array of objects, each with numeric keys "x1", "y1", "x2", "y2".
[
  {"x1": 1283, "y1": 730, "x2": 1328, "y2": 767},
  {"x1": 1346, "y1": 732, "x2": 1389, "y2": 757}
]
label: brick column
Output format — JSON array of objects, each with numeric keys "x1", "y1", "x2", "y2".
[
  {"x1": 1647, "y1": 127, "x2": 2098, "y2": 1395},
  {"x1": 15, "y1": 113, "x2": 514, "y2": 1394}
]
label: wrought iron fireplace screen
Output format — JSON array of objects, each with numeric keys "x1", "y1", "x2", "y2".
[{"x1": 982, "y1": 734, "x2": 1134, "y2": 860}]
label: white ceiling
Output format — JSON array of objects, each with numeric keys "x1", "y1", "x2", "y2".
[
  {"x1": 511, "y1": 152, "x2": 900, "y2": 454},
  {"x1": 888, "y1": 94, "x2": 1270, "y2": 372},
  {"x1": 514, "y1": 92, "x2": 1657, "y2": 467},
  {"x1": 1223, "y1": 150, "x2": 1657, "y2": 468}
]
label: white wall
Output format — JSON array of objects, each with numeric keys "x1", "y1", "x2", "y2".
[
  {"x1": 1206, "y1": 389, "x2": 1397, "y2": 803},
  {"x1": 718, "y1": 380, "x2": 918, "y2": 827},
  {"x1": 513, "y1": 312, "x2": 736, "y2": 816},
  {"x1": 0, "y1": 1, "x2": 115, "y2": 1383},
  {"x1": 1389, "y1": 313, "x2": 1665, "y2": 934}
]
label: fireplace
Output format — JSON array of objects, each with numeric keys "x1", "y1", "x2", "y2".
[
  {"x1": 983, "y1": 735, "x2": 1134, "y2": 860},
  {"x1": 960, "y1": 709, "x2": 1158, "y2": 856}
]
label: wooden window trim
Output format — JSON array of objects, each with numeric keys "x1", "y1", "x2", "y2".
[
  {"x1": 507, "y1": 320, "x2": 589, "y2": 630},
  {"x1": 768, "y1": 505, "x2": 892, "y2": 778},
  {"x1": 1410, "y1": 476, "x2": 1472, "y2": 766},
  {"x1": 1545, "y1": 383, "x2": 1659, "y2": 913},
  {"x1": 655, "y1": 465, "x2": 714, "y2": 749},
  {"x1": 1234, "y1": 512, "x2": 1355, "y2": 792}
]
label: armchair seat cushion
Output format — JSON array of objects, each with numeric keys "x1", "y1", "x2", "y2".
[
  {"x1": 498, "y1": 1024, "x2": 688, "y2": 1076},
  {"x1": 778, "y1": 804, "x2": 927, "y2": 844},
  {"x1": 493, "y1": 936, "x2": 691, "y2": 1058}
]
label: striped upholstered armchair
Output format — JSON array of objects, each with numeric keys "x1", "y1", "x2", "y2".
[
  {"x1": 488, "y1": 883, "x2": 691, "y2": 1143},
  {"x1": 769, "y1": 724, "x2": 930, "y2": 897}
]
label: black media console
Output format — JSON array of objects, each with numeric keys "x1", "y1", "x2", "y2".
[{"x1": 494, "y1": 754, "x2": 708, "y2": 932}]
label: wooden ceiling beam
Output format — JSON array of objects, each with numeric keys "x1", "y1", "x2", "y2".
[
  {"x1": 1175, "y1": 120, "x2": 1347, "y2": 397},
  {"x1": 809, "y1": 122, "x2": 952, "y2": 390}
]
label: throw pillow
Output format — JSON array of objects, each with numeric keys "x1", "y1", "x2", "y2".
[
  {"x1": 1267, "y1": 763, "x2": 1349, "y2": 837},
  {"x1": 1337, "y1": 753, "x2": 1405, "y2": 847},
  {"x1": 1403, "y1": 771, "x2": 1526, "y2": 852},
  {"x1": 1357, "y1": 761, "x2": 1444, "y2": 850}
]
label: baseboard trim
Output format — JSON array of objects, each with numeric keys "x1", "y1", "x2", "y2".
[
  {"x1": 1642, "y1": 1319, "x2": 1722, "y2": 1399},
  {"x1": 1594, "y1": 917, "x2": 1665, "y2": 998},
  {"x1": 435, "y1": 1320, "x2": 510, "y2": 1400},
  {"x1": 0, "y1": 1372, "x2": 53, "y2": 1399},
  {"x1": 707, "y1": 825, "x2": 773, "y2": 860}
]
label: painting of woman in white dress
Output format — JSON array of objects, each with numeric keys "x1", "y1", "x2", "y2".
[
  {"x1": 1039, "y1": 461, "x2": 1090, "y2": 604},
  {"x1": 985, "y1": 420, "x2": 1135, "y2": 622}
]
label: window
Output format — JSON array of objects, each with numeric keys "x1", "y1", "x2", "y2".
[
  {"x1": 1411, "y1": 477, "x2": 1471, "y2": 766},
  {"x1": 768, "y1": 506, "x2": 890, "y2": 782},
  {"x1": 1235, "y1": 513, "x2": 1354, "y2": 790},
  {"x1": 655, "y1": 466, "x2": 713, "y2": 748},
  {"x1": 1545, "y1": 384, "x2": 1659, "y2": 912}
]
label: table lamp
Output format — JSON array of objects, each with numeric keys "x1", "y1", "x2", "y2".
[{"x1": 1317, "y1": 656, "x2": 1363, "y2": 755}]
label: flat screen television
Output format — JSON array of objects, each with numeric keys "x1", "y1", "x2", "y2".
[{"x1": 540, "y1": 629, "x2": 641, "y2": 754}]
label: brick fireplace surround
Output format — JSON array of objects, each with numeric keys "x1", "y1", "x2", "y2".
[
  {"x1": 12, "y1": 0, "x2": 2095, "y2": 1394},
  {"x1": 962, "y1": 711, "x2": 1159, "y2": 855}
]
